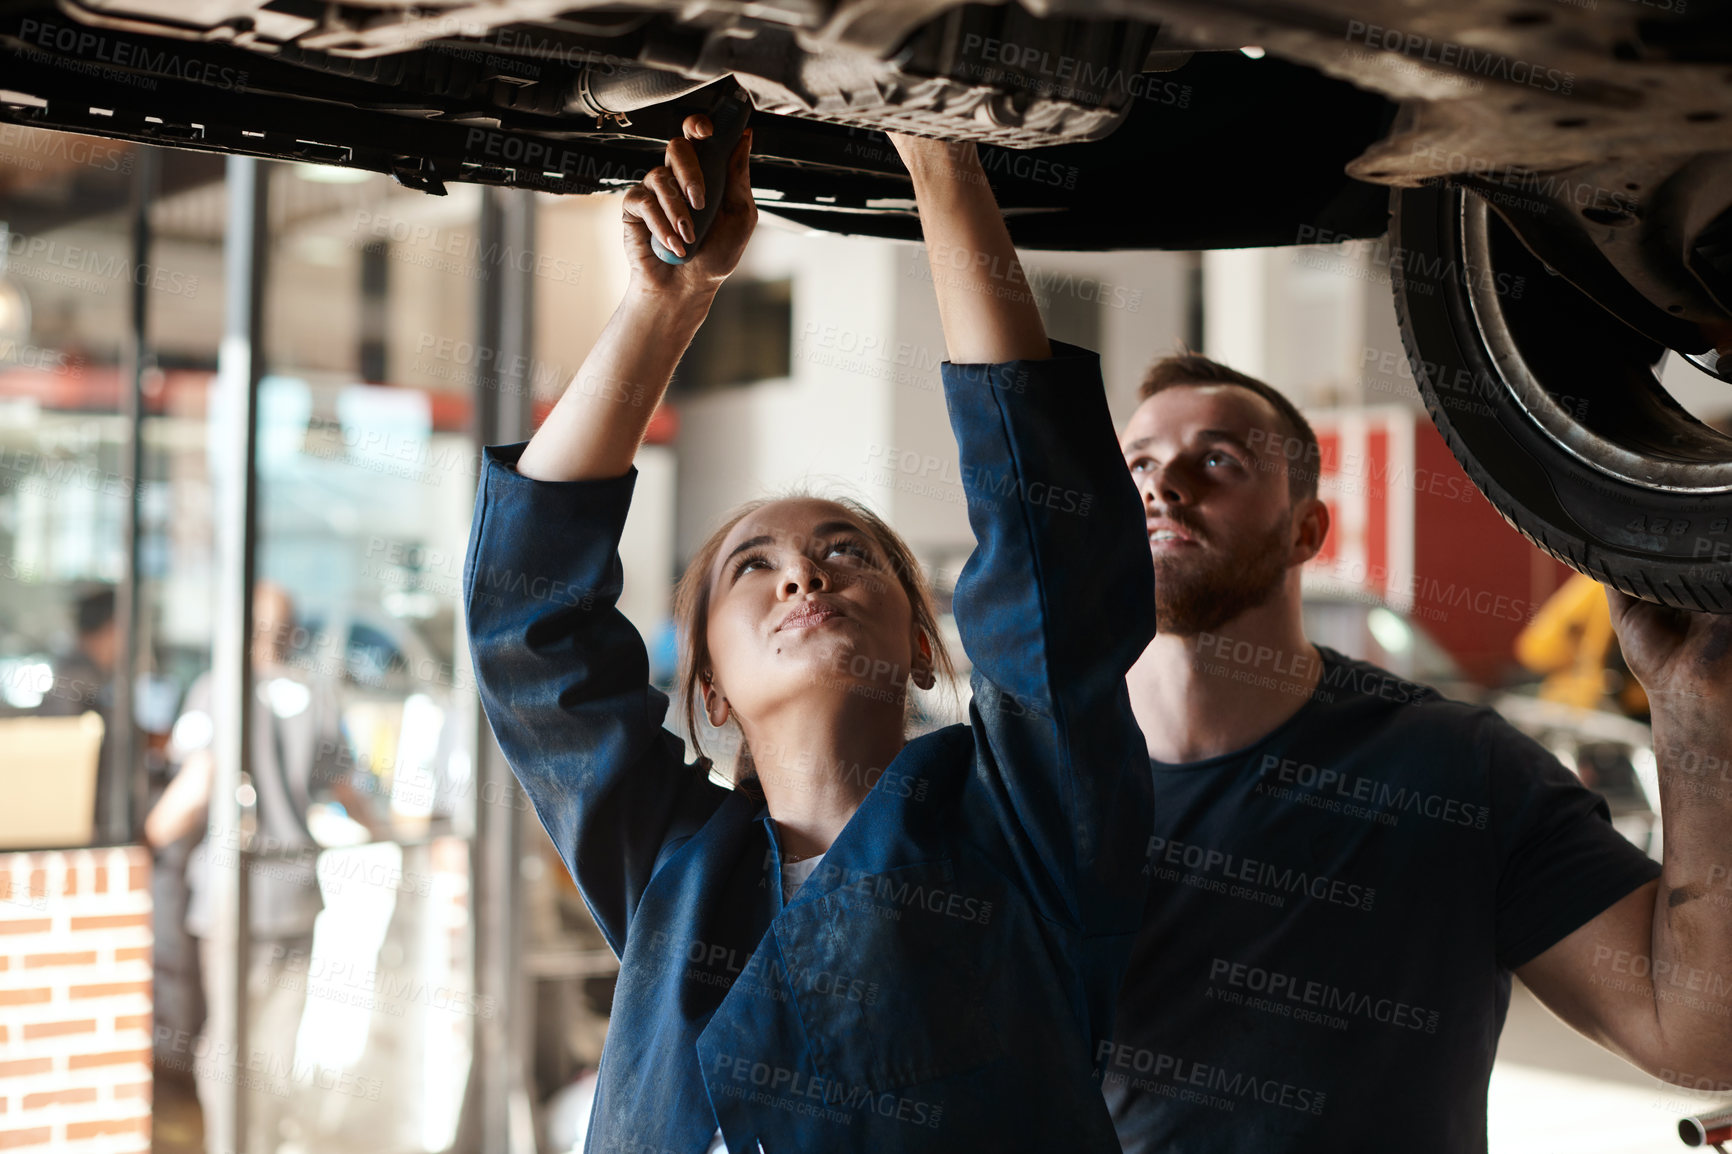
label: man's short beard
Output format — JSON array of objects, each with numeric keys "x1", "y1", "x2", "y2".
[{"x1": 1152, "y1": 510, "x2": 1293, "y2": 636}]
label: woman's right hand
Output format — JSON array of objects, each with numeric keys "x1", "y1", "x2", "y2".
[
  {"x1": 621, "y1": 115, "x2": 757, "y2": 299},
  {"x1": 517, "y1": 116, "x2": 754, "y2": 483}
]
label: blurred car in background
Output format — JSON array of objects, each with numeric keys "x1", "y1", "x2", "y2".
[{"x1": 292, "y1": 603, "x2": 468, "y2": 831}]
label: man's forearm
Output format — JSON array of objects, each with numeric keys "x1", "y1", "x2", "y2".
[
  {"x1": 516, "y1": 287, "x2": 714, "y2": 482},
  {"x1": 899, "y1": 138, "x2": 1050, "y2": 365},
  {"x1": 1647, "y1": 699, "x2": 1732, "y2": 1074}
]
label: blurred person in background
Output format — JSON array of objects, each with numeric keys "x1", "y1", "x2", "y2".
[
  {"x1": 144, "y1": 580, "x2": 374, "y2": 1154},
  {"x1": 44, "y1": 585, "x2": 118, "y2": 715},
  {"x1": 1103, "y1": 352, "x2": 1732, "y2": 1152},
  {"x1": 40, "y1": 586, "x2": 119, "y2": 827}
]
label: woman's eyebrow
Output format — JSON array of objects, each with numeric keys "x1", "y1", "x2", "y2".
[
  {"x1": 718, "y1": 521, "x2": 869, "y2": 579},
  {"x1": 721, "y1": 534, "x2": 774, "y2": 570},
  {"x1": 809, "y1": 520, "x2": 864, "y2": 541}
]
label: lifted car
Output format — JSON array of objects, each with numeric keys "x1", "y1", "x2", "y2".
[{"x1": 3, "y1": 0, "x2": 1730, "y2": 609}]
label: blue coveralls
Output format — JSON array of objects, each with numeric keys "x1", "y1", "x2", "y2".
[{"x1": 463, "y1": 342, "x2": 1156, "y2": 1153}]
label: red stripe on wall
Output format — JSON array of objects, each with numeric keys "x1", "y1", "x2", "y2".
[
  {"x1": 1314, "y1": 431, "x2": 1340, "y2": 567},
  {"x1": 1366, "y1": 428, "x2": 1389, "y2": 601}
]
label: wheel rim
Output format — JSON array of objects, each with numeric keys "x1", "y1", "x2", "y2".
[{"x1": 1456, "y1": 190, "x2": 1732, "y2": 494}]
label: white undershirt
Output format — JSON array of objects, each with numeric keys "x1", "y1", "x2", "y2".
[
  {"x1": 780, "y1": 854, "x2": 825, "y2": 900},
  {"x1": 704, "y1": 853, "x2": 827, "y2": 1154}
]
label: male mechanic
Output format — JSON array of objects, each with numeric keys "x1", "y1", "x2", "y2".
[{"x1": 1100, "y1": 352, "x2": 1732, "y2": 1151}]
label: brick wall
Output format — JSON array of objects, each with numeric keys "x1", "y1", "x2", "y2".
[{"x1": 0, "y1": 845, "x2": 152, "y2": 1152}]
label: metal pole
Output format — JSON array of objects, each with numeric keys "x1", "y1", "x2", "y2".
[
  {"x1": 209, "y1": 153, "x2": 268, "y2": 1154},
  {"x1": 466, "y1": 184, "x2": 536, "y2": 1154},
  {"x1": 108, "y1": 145, "x2": 157, "y2": 845}
]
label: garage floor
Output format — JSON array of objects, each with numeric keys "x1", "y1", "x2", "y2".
[{"x1": 153, "y1": 1069, "x2": 204, "y2": 1154}]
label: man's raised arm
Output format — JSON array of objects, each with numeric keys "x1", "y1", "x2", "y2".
[{"x1": 1518, "y1": 593, "x2": 1732, "y2": 1085}]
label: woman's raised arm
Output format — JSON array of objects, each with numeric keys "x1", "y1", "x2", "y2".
[
  {"x1": 516, "y1": 115, "x2": 756, "y2": 482},
  {"x1": 463, "y1": 122, "x2": 755, "y2": 954},
  {"x1": 889, "y1": 134, "x2": 1049, "y2": 365},
  {"x1": 892, "y1": 132, "x2": 1156, "y2": 943}
]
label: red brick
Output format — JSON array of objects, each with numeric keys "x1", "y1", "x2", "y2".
[
  {"x1": 0, "y1": 1127, "x2": 51, "y2": 1149},
  {"x1": 21, "y1": 1087, "x2": 95, "y2": 1110},
  {"x1": 0, "y1": 990, "x2": 49, "y2": 1007},
  {"x1": 61, "y1": 868, "x2": 75, "y2": 898},
  {"x1": 0, "y1": 921, "x2": 51, "y2": 936},
  {"x1": 67, "y1": 914, "x2": 147, "y2": 932},
  {"x1": 69, "y1": 981, "x2": 149, "y2": 1000},
  {"x1": 66, "y1": 1116, "x2": 148, "y2": 1140},
  {"x1": 0, "y1": 1026, "x2": 8, "y2": 1043},
  {"x1": 23, "y1": 952, "x2": 95, "y2": 969},
  {"x1": 0, "y1": 957, "x2": 9, "y2": 971},
  {"x1": 112, "y1": 1082, "x2": 151, "y2": 1101},
  {"x1": 91, "y1": 867, "x2": 107, "y2": 894},
  {"x1": 0, "y1": 1058, "x2": 52, "y2": 1078},
  {"x1": 112, "y1": 947, "x2": 150, "y2": 965},
  {"x1": 112, "y1": 1014, "x2": 149, "y2": 1033},
  {"x1": 22, "y1": 1020, "x2": 94, "y2": 1041},
  {"x1": 127, "y1": 864, "x2": 147, "y2": 892},
  {"x1": 66, "y1": 1051, "x2": 148, "y2": 1071},
  {"x1": 25, "y1": 872, "x2": 43, "y2": 900}
]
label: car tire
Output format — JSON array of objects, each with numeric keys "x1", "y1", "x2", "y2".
[{"x1": 1390, "y1": 182, "x2": 1732, "y2": 612}]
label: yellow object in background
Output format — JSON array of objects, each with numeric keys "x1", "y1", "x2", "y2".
[{"x1": 1515, "y1": 573, "x2": 1648, "y2": 717}]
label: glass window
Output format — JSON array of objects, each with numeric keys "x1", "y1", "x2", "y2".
[
  {"x1": 205, "y1": 161, "x2": 488, "y2": 1154},
  {"x1": 0, "y1": 126, "x2": 140, "y2": 850}
]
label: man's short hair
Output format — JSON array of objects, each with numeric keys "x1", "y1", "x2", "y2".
[
  {"x1": 1138, "y1": 353, "x2": 1321, "y2": 502},
  {"x1": 74, "y1": 587, "x2": 116, "y2": 637}
]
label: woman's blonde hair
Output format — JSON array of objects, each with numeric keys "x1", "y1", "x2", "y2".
[{"x1": 670, "y1": 492, "x2": 956, "y2": 783}]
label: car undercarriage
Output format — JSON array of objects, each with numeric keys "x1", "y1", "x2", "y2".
[{"x1": 3, "y1": 0, "x2": 1731, "y2": 608}]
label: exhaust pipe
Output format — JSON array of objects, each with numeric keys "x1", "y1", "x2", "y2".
[
  {"x1": 1679, "y1": 1103, "x2": 1732, "y2": 1148},
  {"x1": 568, "y1": 65, "x2": 715, "y2": 117}
]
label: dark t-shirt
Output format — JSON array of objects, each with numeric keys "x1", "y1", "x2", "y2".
[{"x1": 1103, "y1": 647, "x2": 1661, "y2": 1153}]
